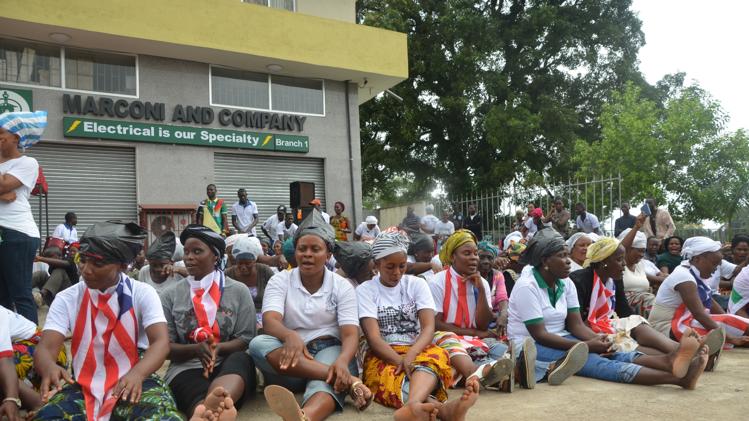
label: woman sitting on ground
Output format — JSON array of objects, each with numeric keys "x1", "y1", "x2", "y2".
[
  {"x1": 507, "y1": 229, "x2": 709, "y2": 389},
  {"x1": 617, "y1": 216, "x2": 666, "y2": 318},
  {"x1": 649, "y1": 237, "x2": 749, "y2": 364},
  {"x1": 477, "y1": 241, "x2": 509, "y2": 336},
  {"x1": 501, "y1": 233, "x2": 527, "y2": 296},
  {"x1": 358, "y1": 232, "x2": 477, "y2": 421},
  {"x1": 333, "y1": 241, "x2": 375, "y2": 287},
  {"x1": 657, "y1": 236, "x2": 685, "y2": 275},
  {"x1": 566, "y1": 233, "x2": 594, "y2": 273},
  {"x1": 249, "y1": 210, "x2": 372, "y2": 421},
  {"x1": 161, "y1": 225, "x2": 256, "y2": 421},
  {"x1": 225, "y1": 236, "x2": 274, "y2": 320},
  {"x1": 33, "y1": 221, "x2": 182, "y2": 420},
  {"x1": 729, "y1": 266, "x2": 749, "y2": 318},
  {"x1": 406, "y1": 233, "x2": 443, "y2": 282}
]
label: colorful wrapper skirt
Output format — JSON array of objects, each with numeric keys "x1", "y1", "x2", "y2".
[
  {"x1": 13, "y1": 331, "x2": 68, "y2": 388},
  {"x1": 363, "y1": 344, "x2": 452, "y2": 409}
]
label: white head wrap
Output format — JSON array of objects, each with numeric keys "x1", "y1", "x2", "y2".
[
  {"x1": 681, "y1": 237, "x2": 721, "y2": 259},
  {"x1": 617, "y1": 228, "x2": 647, "y2": 249},
  {"x1": 371, "y1": 231, "x2": 409, "y2": 260},
  {"x1": 566, "y1": 232, "x2": 587, "y2": 250},
  {"x1": 503, "y1": 231, "x2": 523, "y2": 251},
  {"x1": 232, "y1": 236, "x2": 263, "y2": 261}
]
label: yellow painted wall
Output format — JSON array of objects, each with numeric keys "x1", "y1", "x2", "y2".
[{"x1": 296, "y1": 0, "x2": 355, "y2": 23}]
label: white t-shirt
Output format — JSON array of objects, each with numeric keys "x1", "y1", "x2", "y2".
[
  {"x1": 708, "y1": 260, "x2": 737, "y2": 292},
  {"x1": 0, "y1": 156, "x2": 39, "y2": 237},
  {"x1": 623, "y1": 261, "x2": 650, "y2": 293},
  {"x1": 262, "y1": 215, "x2": 282, "y2": 241},
  {"x1": 429, "y1": 266, "x2": 491, "y2": 328},
  {"x1": 642, "y1": 259, "x2": 661, "y2": 277},
  {"x1": 407, "y1": 255, "x2": 442, "y2": 282},
  {"x1": 138, "y1": 264, "x2": 184, "y2": 295},
  {"x1": 507, "y1": 266, "x2": 580, "y2": 348},
  {"x1": 357, "y1": 275, "x2": 436, "y2": 345},
  {"x1": 654, "y1": 263, "x2": 711, "y2": 308},
  {"x1": 231, "y1": 201, "x2": 259, "y2": 236},
  {"x1": 421, "y1": 214, "x2": 440, "y2": 233},
  {"x1": 0, "y1": 305, "x2": 37, "y2": 351},
  {"x1": 321, "y1": 211, "x2": 331, "y2": 224},
  {"x1": 44, "y1": 279, "x2": 166, "y2": 349},
  {"x1": 276, "y1": 221, "x2": 298, "y2": 242},
  {"x1": 355, "y1": 223, "x2": 380, "y2": 241},
  {"x1": 575, "y1": 212, "x2": 601, "y2": 234},
  {"x1": 569, "y1": 260, "x2": 584, "y2": 273},
  {"x1": 52, "y1": 224, "x2": 78, "y2": 243},
  {"x1": 434, "y1": 220, "x2": 455, "y2": 237},
  {"x1": 262, "y1": 268, "x2": 359, "y2": 343}
]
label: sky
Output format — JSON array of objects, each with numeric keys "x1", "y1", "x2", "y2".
[{"x1": 633, "y1": 0, "x2": 749, "y2": 132}]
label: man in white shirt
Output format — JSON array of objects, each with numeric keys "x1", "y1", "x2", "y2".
[
  {"x1": 354, "y1": 216, "x2": 380, "y2": 241},
  {"x1": 231, "y1": 188, "x2": 259, "y2": 236},
  {"x1": 434, "y1": 211, "x2": 455, "y2": 240},
  {"x1": 276, "y1": 213, "x2": 298, "y2": 243},
  {"x1": 52, "y1": 212, "x2": 78, "y2": 244},
  {"x1": 574, "y1": 202, "x2": 602, "y2": 235},
  {"x1": 420, "y1": 204, "x2": 440, "y2": 234},
  {"x1": 261, "y1": 205, "x2": 287, "y2": 242}
]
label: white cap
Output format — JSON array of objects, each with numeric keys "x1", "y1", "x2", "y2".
[{"x1": 365, "y1": 215, "x2": 378, "y2": 224}]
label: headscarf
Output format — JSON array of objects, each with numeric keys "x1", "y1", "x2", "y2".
[
  {"x1": 335, "y1": 201, "x2": 345, "y2": 212},
  {"x1": 79, "y1": 221, "x2": 147, "y2": 264},
  {"x1": 408, "y1": 233, "x2": 434, "y2": 255},
  {"x1": 583, "y1": 237, "x2": 620, "y2": 268},
  {"x1": 334, "y1": 242, "x2": 372, "y2": 276},
  {"x1": 439, "y1": 229, "x2": 477, "y2": 266},
  {"x1": 530, "y1": 207, "x2": 544, "y2": 219},
  {"x1": 506, "y1": 241, "x2": 527, "y2": 262},
  {"x1": 232, "y1": 236, "x2": 263, "y2": 261},
  {"x1": 566, "y1": 232, "x2": 588, "y2": 251},
  {"x1": 282, "y1": 238, "x2": 295, "y2": 262},
  {"x1": 617, "y1": 228, "x2": 647, "y2": 249},
  {"x1": 477, "y1": 241, "x2": 499, "y2": 258},
  {"x1": 180, "y1": 224, "x2": 226, "y2": 258},
  {"x1": 0, "y1": 111, "x2": 47, "y2": 149},
  {"x1": 681, "y1": 237, "x2": 721, "y2": 259},
  {"x1": 146, "y1": 231, "x2": 176, "y2": 261},
  {"x1": 224, "y1": 233, "x2": 244, "y2": 249},
  {"x1": 173, "y1": 238, "x2": 184, "y2": 262},
  {"x1": 294, "y1": 209, "x2": 335, "y2": 250},
  {"x1": 503, "y1": 231, "x2": 523, "y2": 251},
  {"x1": 371, "y1": 231, "x2": 410, "y2": 260},
  {"x1": 520, "y1": 228, "x2": 566, "y2": 267}
]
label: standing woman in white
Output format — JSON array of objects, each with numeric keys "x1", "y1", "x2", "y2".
[{"x1": 0, "y1": 111, "x2": 46, "y2": 324}]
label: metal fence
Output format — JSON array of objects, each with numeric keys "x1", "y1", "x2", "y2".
[{"x1": 443, "y1": 175, "x2": 623, "y2": 243}]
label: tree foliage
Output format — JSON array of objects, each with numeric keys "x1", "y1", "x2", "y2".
[{"x1": 357, "y1": 0, "x2": 646, "y2": 206}]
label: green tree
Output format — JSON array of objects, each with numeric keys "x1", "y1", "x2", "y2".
[{"x1": 357, "y1": 0, "x2": 646, "y2": 206}]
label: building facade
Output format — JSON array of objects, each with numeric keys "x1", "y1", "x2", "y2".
[{"x1": 1, "y1": 0, "x2": 407, "y2": 242}]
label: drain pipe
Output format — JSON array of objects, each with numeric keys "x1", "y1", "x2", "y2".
[{"x1": 344, "y1": 80, "x2": 358, "y2": 225}]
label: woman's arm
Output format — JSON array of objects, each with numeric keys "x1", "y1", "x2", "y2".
[
  {"x1": 410, "y1": 309, "x2": 436, "y2": 356},
  {"x1": 566, "y1": 311, "x2": 599, "y2": 341},
  {"x1": 112, "y1": 322, "x2": 169, "y2": 403},
  {"x1": 34, "y1": 331, "x2": 74, "y2": 402},
  {"x1": 468, "y1": 274, "x2": 493, "y2": 330},
  {"x1": 621, "y1": 214, "x2": 646, "y2": 251},
  {"x1": 674, "y1": 282, "x2": 719, "y2": 330},
  {"x1": 434, "y1": 316, "x2": 485, "y2": 337},
  {"x1": 0, "y1": 174, "x2": 22, "y2": 195},
  {"x1": 526, "y1": 322, "x2": 580, "y2": 350},
  {"x1": 360, "y1": 318, "x2": 401, "y2": 365}
]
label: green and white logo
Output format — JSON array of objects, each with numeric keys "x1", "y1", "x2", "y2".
[{"x1": 0, "y1": 87, "x2": 33, "y2": 113}]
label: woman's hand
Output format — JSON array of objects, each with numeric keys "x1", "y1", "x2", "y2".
[
  {"x1": 496, "y1": 311, "x2": 509, "y2": 337},
  {"x1": 0, "y1": 400, "x2": 19, "y2": 421},
  {"x1": 635, "y1": 213, "x2": 647, "y2": 228},
  {"x1": 279, "y1": 331, "x2": 312, "y2": 370},
  {"x1": 585, "y1": 335, "x2": 612, "y2": 354},
  {"x1": 395, "y1": 351, "x2": 417, "y2": 378},
  {"x1": 39, "y1": 364, "x2": 74, "y2": 403},
  {"x1": 326, "y1": 358, "x2": 353, "y2": 393},
  {"x1": 466, "y1": 273, "x2": 484, "y2": 290},
  {"x1": 195, "y1": 338, "x2": 217, "y2": 378},
  {"x1": 113, "y1": 369, "x2": 145, "y2": 403}
]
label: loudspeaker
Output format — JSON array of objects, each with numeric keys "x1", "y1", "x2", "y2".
[{"x1": 290, "y1": 181, "x2": 315, "y2": 209}]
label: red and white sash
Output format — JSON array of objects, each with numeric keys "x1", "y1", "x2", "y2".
[
  {"x1": 188, "y1": 270, "x2": 224, "y2": 343},
  {"x1": 71, "y1": 275, "x2": 139, "y2": 421},
  {"x1": 671, "y1": 305, "x2": 749, "y2": 340},
  {"x1": 442, "y1": 268, "x2": 477, "y2": 329},
  {"x1": 587, "y1": 272, "x2": 616, "y2": 334}
]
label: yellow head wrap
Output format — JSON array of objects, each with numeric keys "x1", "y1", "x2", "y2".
[
  {"x1": 583, "y1": 237, "x2": 620, "y2": 268},
  {"x1": 439, "y1": 229, "x2": 477, "y2": 266}
]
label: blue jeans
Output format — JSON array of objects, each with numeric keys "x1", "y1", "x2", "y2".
[
  {"x1": 533, "y1": 335, "x2": 642, "y2": 383},
  {"x1": 249, "y1": 335, "x2": 358, "y2": 411},
  {"x1": 0, "y1": 226, "x2": 39, "y2": 323}
]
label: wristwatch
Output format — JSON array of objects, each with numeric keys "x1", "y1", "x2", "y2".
[{"x1": 2, "y1": 397, "x2": 21, "y2": 408}]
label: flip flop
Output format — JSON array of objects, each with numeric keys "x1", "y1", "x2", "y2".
[
  {"x1": 477, "y1": 357, "x2": 514, "y2": 389},
  {"x1": 349, "y1": 381, "x2": 372, "y2": 411},
  {"x1": 518, "y1": 337, "x2": 537, "y2": 389},
  {"x1": 264, "y1": 385, "x2": 309, "y2": 421},
  {"x1": 702, "y1": 328, "x2": 726, "y2": 372},
  {"x1": 500, "y1": 344, "x2": 516, "y2": 393},
  {"x1": 547, "y1": 342, "x2": 589, "y2": 386}
]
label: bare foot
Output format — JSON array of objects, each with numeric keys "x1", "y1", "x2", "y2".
[
  {"x1": 672, "y1": 329, "x2": 700, "y2": 378},
  {"x1": 202, "y1": 387, "x2": 236, "y2": 421},
  {"x1": 394, "y1": 402, "x2": 440, "y2": 421},
  {"x1": 679, "y1": 345, "x2": 709, "y2": 390},
  {"x1": 190, "y1": 404, "x2": 216, "y2": 421},
  {"x1": 437, "y1": 377, "x2": 479, "y2": 421}
]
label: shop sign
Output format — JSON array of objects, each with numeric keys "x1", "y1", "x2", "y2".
[
  {"x1": 0, "y1": 86, "x2": 33, "y2": 113},
  {"x1": 63, "y1": 117, "x2": 309, "y2": 153}
]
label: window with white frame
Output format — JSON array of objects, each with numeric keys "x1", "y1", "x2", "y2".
[
  {"x1": 241, "y1": 0, "x2": 295, "y2": 11},
  {"x1": 0, "y1": 38, "x2": 137, "y2": 96},
  {"x1": 211, "y1": 66, "x2": 324, "y2": 115}
]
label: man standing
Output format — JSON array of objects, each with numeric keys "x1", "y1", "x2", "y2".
[
  {"x1": 276, "y1": 213, "x2": 298, "y2": 242},
  {"x1": 614, "y1": 202, "x2": 636, "y2": 237},
  {"x1": 544, "y1": 197, "x2": 571, "y2": 238},
  {"x1": 641, "y1": 197, "x2": 675, "y2": 240},
  {"x1": 231, "y1": 188, "x2": 259, "y2": 236},
  {"x1": 195, "y1": 184, "x2": 228, "y2": 235},
  {"x1": 574, "y1": 202, "x2": 602, "y2": 235},
  {"x1": 434, "y1": 211, "x2": 455, "y2": 241},
  {"x1": 262, "y1": 205, "x2": 287, "y2": 242},
  {"x1": 52, "y1": 211, "x2": 78, "y2": 244},
  {"x1": 420, "y1": 204, "x2": 440, "y2": 234},
  {"x1": 449, "y1": 202, "x2": 464, "y2": 230},
  {"x1": 400, "y1": 206, "x2": 421, "y2": 234},
  {"x1": 464, "y1": 203, "x2": 483, "y2": 240}
]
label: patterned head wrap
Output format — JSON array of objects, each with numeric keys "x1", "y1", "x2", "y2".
[
  {"x1": 583, "y1": 237, "x2": 620, "y2": 268},
  {"x1": 477, "y1": 241, "x2": 500, "y2": 258},
  {"x1": 503, "y1": 231, "x2": 523, "y2": 251},
  {"x1": 0, "y1": 111, "x2": 47, "y2": 149},
  {"x1": 530, "y1": 207, "x2": 544, "y2": 219},
  {"x1": 294, "y1": 209, "x2": 335, "y2": 250},
  {"x1": 146, "y1": 231, "x2": 176, "y2": 261},
  {"x1": 520, "y1": 228, "x2": 566, "y2": 267},
  {"x1": 506, "y1": 241, "x2": 527, "y2": 262},
  {"x1": 439, "y1": 229, "x2": 477, "y2": 266},
  {"x1": 79, "y1": 221, "x2": 147, "y2": 264},
  {"x1": 371, "y1": 231, "x2": 410, "y2": 260},
  {"x1": 232, "y1": 236, "x2": 263, "y2": 261},
  {"x1": 681, "y1": 237, "x2": 721, "y2": 259},
  {"x1": 180, "y1": 224, "x2": 226, "y2": 258}
]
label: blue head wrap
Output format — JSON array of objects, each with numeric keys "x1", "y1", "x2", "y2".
[{"x1": 0, "y1": 111, "x2": 47, "y2": 149}]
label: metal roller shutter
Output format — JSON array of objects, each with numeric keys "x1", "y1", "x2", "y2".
[
  {"x1": 25, "y1": 143, "x2": 137, "y2": 237},
  {"x1": 213, "y1": 153, "x2": 326, "y2": 220}
]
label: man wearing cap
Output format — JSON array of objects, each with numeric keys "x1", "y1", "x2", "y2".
[
  {"x1": 231, "y1": 188, "x2": 259, "y2": 237},
  {"x1": 309, "y1": 198, "x2": 330, "y2": 224},
  {"x1": 0, "y1": 110, "x2": 47, "y2": 323},
  {"x1": 354, "y1": 216, "x2": 381, "y2": 241},
  {"x1": 261, "y1": 205, "x2": 287, "y2": 243}
]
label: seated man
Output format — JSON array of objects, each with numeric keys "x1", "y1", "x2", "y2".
[{"x1": 32, "y1": 244, "x2": 79, "y2": 307}]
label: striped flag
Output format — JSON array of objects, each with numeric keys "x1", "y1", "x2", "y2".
[
  {"x1": 71, "y1": 275, "x2": 138, "y2": 421},
  {"x1": 671, "y1": 303, "x2": 749, "y2": 340},
  {"x1": 587, "y1": 273, "x2": 616, "y2": 334}
]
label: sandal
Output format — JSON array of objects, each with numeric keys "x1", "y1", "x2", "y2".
[
  {"x1": 349, "y1": 380, "x2": 373, "y2": 411},
  {"x1": 702, "y1": 328, "x2": 726, "y2": 372},
  {"x1": 468, "y1": 357, "x2": 514, "y2": 389},
  {"x1": 264, "y1": 385, "x2": 309, "y2": 421},
  {"x1": 500, "y1": 344, "x2": 516, "y2": 393},
  {"x1": 547, "y1": 342, "x2": 588, "y2": 386},
  {"x1": 518, "y1": 337, "x2": 537, "y2": 389}
]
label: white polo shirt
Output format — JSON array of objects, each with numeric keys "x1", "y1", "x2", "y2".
[
  {"x1": 262, "y1": 268, "x2": 359, "y2": 343},
  {"x1": 507, "y1": 266, "x2": 580, "y2": 348},
  {"x1": 231, "y1": 200, "x2": 259, "y2": 236},
  {"x1": 275, "y1": 221, "x2": 298, "y2": 242}
]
